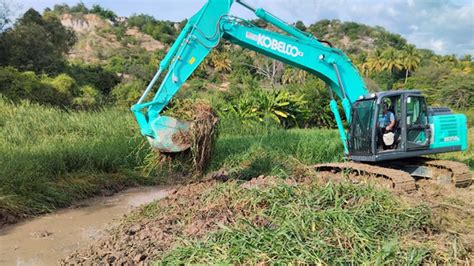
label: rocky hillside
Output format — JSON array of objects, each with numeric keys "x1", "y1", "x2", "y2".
[{"x1": 60, "y1": 13, "x2": 164, "y2": 63}]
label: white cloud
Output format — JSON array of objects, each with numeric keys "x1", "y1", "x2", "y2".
[{"x1": 429, "y1": 39, "x2": 445, "y2": 53}]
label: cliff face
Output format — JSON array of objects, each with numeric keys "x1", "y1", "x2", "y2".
[
  {"x1": 59, "y1": 13, "x2": 164, "y2": 63},
  {"x1": 60, "y1": 13, "x2": 111, "y2": 33}
]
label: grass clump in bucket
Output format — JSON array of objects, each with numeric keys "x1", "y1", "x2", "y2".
[{"x1": 141, "y1": 99, "x2": 219, "y2": 178}]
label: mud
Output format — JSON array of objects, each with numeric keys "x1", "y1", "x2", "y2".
[
  {"x1": 62, "y1": 180, "x2": 244, "y2": 264},
  {"x1": 0, "y1": 186, "x2": 171, "y2": 265},
  {"x1": 403, "y1": 179, "x2": 474, "y2": 254}
]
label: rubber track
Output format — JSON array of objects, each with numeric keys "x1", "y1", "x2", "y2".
[
  {"x1": 412, "y1": 158, "x2": 472, "y2": 188},
  {"x1": 313, "y1": 162, "x2": 417, "y2": 193}
]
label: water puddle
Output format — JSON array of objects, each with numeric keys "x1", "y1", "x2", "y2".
[{"x1": 0, "y1": 186, "x2": 172, "y2": 265}]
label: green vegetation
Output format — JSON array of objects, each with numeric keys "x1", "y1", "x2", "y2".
[
  {"x1": 209, "y1": 128, "x2": 342, "y2": 180},
  {"x1": 127, "y1": 14, "x2": 184, "y2": 45},
  {"x1": 49, "y1": 3, "x2": 117, "y2": 21},
  {"x1": 0, "y1": 9, "x2": 76, "y2": 74},
  {"x1": 0, "y1": 98, "x2": 341, "y2": 220},
  {"x1": 0, "y1": 98, "x2": 150, "y2": 219},
  {"x1": 160, "y1": 181, "x2": 440, "y2": 264},
  {"x1": 0, "y1": 66, "x2": 118, "y2": 108},
  {"x1": 0, "y1": 2, "x2": 472, "y2": 225}
]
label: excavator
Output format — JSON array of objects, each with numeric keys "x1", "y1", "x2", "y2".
[{"x1": 131, "y1": 0, "x2": 471, "y2": 192}]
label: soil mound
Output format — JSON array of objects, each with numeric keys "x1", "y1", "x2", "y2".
[{"x1": 61, "y1": 180, "x2": 229, "y2": 264}]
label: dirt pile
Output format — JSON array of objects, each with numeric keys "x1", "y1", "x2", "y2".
[{"x1": 62, "y1": 176, "x2": 256, "y2": 264}]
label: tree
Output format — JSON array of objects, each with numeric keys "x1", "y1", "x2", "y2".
[
  {"x1": 282, "y1": 67, "x2": 307, "y2": 84},
  {"x1": 400, "y1": 45, "x2": 421, "y2": 84},
  {"x1": 52, "y1": 4, "x2": 71, "y2": 14},
  {"x1": 0, "y1": 0, "x2": 14, "y2": 32},
  {"x1": 210, "y1": 51, "x2": 232, "y2": 73},
  {"x1": 437, "y1": 73, "x2": 473, "y2": 109},
  {"x1": 294, "y1": 20, "x2": 306, "y2": 31},
  {"x1": 461, "y1": 54, "x2": 472, "y2": 62},
  {"x1": 0, "y1": 9, "x2": 76, "y2": 74},
  {"x1": 90, "y1": 5, "x2": 117, "y2": 21},
  {"x1": 70, "y1": 2, "x2": 89, "y2": 13},
  {"x1": 364, "y1": 49, "x2": 384, "y2": 73},
  {"x1": 380, "y1": 47, "x2": 402, "y2": 73}
]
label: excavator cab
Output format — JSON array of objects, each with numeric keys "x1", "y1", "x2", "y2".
[{"x1": 348, "y1": 90, "x2": 467, "y2": 162}]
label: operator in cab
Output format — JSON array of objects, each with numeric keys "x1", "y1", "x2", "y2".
[{"x1": 378, "y1": 103, "x2": 396, "y2": 150}]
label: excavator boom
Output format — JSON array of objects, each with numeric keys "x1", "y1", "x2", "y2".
[{"x1": 131, "y1": 0, "x2": 367, "y2": 153}]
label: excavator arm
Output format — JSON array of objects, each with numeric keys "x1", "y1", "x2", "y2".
[{"x1": 131, "y1": 0, "x2": 369, "y2": 153}]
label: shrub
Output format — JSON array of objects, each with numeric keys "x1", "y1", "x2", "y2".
[
  {"x1": 73, "y1": 85, "x2": 102, "y2": 108},
  {"x1": 0, "y1": 67, "x2": 67, "y2": 106},
  {"x1": 112, "y1": 79, "x2": 146, "y2": 106}
]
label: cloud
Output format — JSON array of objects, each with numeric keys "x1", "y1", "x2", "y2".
[{"x1": 235, "y1": 0, "x2": 474, "y2": 55}]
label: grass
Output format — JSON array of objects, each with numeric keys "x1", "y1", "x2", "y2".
[
  {"x1": 0, "y1": 100, "x2": 343, "y2": 221},
  {"x1": 1, "y1": 98, "x2": 471, "y2": 222},
  {"x1": 155, "y1": 179, "x2": 463, "y2": 264},
  {"x1": 0, "y1": 98, "x2": 152, "y2": 219},
  {"x1": 209, "y1": 128, "x2": 343, "y2": 179}
]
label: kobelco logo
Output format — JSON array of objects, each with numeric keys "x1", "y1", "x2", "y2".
[{"x1": 246, "y1": 32, "x2": 303, "y2": 57}]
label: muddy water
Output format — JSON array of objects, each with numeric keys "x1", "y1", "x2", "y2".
[{"x1": 0, "y1": 186, "x2": 172, "y2": 265}]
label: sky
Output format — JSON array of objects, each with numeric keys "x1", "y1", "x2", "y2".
[{"x1": 13, "y1": 0, "x2": 474, "y2": 56}]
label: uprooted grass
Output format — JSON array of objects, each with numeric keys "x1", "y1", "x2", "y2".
[
  {"x1": 141, "y1": 100, "x2": 219, "y2": 178},
  {"x1": 159, "y1": 178, "x2": 470, "y2": 264}
]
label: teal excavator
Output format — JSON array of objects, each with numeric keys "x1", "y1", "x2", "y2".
[{"x1": 131, "y1": 0, "x2": 471, "y2": 191}]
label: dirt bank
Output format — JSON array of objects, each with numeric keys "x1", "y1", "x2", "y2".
[{"x1": 63, "y1": 173, "x2": 474, "y2": 264}]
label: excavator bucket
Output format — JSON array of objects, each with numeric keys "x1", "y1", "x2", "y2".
[{"x1": 148, "y1": 116, "x2": 191, "y2": 153}]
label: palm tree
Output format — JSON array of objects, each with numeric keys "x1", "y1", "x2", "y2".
[
  {"x1": 365, "y1": 49, "x2": 384, "y2": 73},
  {"x1": 210, "y1": 51, "x2": 232, "y2": 73},
  {"x1": 381, "y1": 47, "x2": 403, "y2": 74},
  {"x1": 282, "y1": 67, "x2": 307, "y2": 84},
  {"x1": 400, "y1": 45, "x2": 421, "y2": 84}
]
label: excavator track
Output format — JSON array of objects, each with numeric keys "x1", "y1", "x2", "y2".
[
  {"x1": 314, "y1": 158, "x2": 472, "y2": 193},
  {"x1": 409, "y1": 158, "x2": 472, "y2": 188},
  {"x1": 313, "y1": 162, "x2": 417, "y2": 193}
]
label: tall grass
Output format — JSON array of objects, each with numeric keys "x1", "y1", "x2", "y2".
[
  {"x1": 210, "y1": 128, "x2": 343, "y2": 179},
  {"x1": 0, "y1": 98, "x2": 150, "y2": 218}
]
